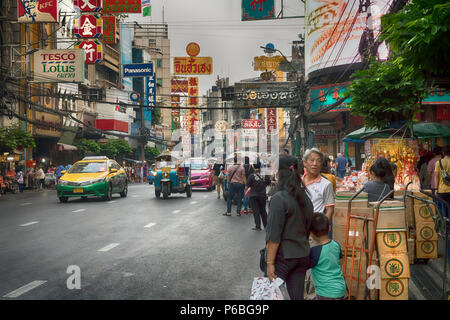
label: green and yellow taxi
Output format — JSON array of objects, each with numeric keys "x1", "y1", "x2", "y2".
[{"x1": 56, "y1": 156, "x2": 128, "y2": 203}]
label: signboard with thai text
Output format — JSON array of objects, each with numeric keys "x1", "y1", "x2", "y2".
[
  {"x1": 33, "y1": 49, "x2": 85, "y2": 83},
  {"x1": 34, "y1": 111, "x2": 62, "y2": 137},
  {"x1": 242, "y1": 119, "x2": 262, "y2": 129},
  {"x1": 234, "y1": 81, "x2": 299, "y2": 108},
  {"x1": 242, "y1": 0, "x2": 275, "y2": 21},
  {"x1": 253, "y1": 55, "x2": 284, "y2": 71},
  {"x1": 173, "y1": 57, "x2": 213, "y2": 75},
  {"x1": 102, "y1": 0, "x2": 141, "y2": 13},
  {"x1": 18, "y1": 0, "x2": 58, "y2": 23}
]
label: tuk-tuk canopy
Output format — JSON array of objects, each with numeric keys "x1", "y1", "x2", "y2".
[{"x1": 155, "y1": 151, "x2": 178, "y2": 162}]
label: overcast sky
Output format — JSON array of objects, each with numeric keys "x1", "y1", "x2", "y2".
[{"x1": 127, "y1": 0, "x2": 305, "y2": 95}]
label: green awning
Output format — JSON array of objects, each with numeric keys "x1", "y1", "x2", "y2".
[{"x1": 345, "y1": 123, "x2": 450, "y2": 141}]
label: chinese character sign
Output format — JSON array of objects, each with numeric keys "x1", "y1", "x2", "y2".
[
  {"x1": 18, "y1": 0, "x2": 58, "y2": 23},
  {"x1": 75, "y1": 40, "x2": 102, "y2": 64},
  {"x1": 74, "y1": 0, "x2": 101, "y2": 12},
  {"x1": 103, "y1": 0, "x2": 141, "y2": 13},
  {"x1": 75, "y1": 14, "x2": 102, "y2": 38},
  {"x1": 266, "y1": 108, "x2": 277, "y2": 134},
  {"x1": 309, "y1": 83, "x2": 350, "y2": 113},
  {"x1": 145, "y1": 74, "x2": 156, "y2": 108},
  {"x1": 102, "y1": 16, "x2": 116, "y2": 44},
  {"x1": 171, "y1": 79, "x2": 188, "y2": 93},
  {"x1": 188, "y1": 77, "x2": 199, "y2": 135},
  {"x1": 242, "y1": 0, "x2": 275, "y2": 21}
]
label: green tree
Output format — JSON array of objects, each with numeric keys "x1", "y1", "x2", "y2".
[
  {"x1": 0, "y1": 125, "x2": 35, "y2": 153},
  {"x1": 99, "y1": 138, "x2": 132, "y2": 159},
  {"x1": 346, "y1": 59, "x2": 428, "y2": 129},
  {"x1": 145, "y1": 146, "x2": 160, "y2": 160},
  {"x1": 75, "y1": 138, "x2": 100, "y2": 156},
  {"x1": 152, "y1": 108, "x2": 162, "y2": 126}
]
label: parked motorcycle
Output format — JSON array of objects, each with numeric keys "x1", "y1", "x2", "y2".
[
  {"x1": 3, "y1": 175, "x2": 18, "y2": 194},
  {"x1": 0, "y1": 176, "x2": 6, "y2": 194}
]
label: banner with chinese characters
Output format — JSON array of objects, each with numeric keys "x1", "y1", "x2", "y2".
[
  {"x1": 75, "y1": 14, "x2": 102, "y2": 38},
  {"x1": 188, "y1": 77, "x2": 199, "y2": 135},
  {"x1": 173, "y1": 57, "x2": 213, "y2": 75},
  {"x1": 309, "y1": 82, "x2": 351, "y2": 113},
  {"x1": 75, "y1": 40, "x2": 103, "y2": 64},
  {"x1": 171, "y1": 79, "x2": 188, "y2": 93},
  {"x1": 145, "y1": 73, "x2": 156, "y2": 108},
  {"x1": 242, "y1": 0, "x2": 275, "y2": 21},
  {"x1": 102, "y1": 0, "x2": 141, "y2": 13},
  {"x1": 74, "y1": 0, "x2": 102, "y2": 12},
  {"x1": 102, "y1": 16, "x2": 116, "y2": 44},
  {"x1": 18, "y1": 0, "x2": 58, "y2": 23},
  {"x1": 171, "y1": 95, "x2": 180, "y2": 131},
  {"x1": 266, "y1": 108, "x2": 277, "y2": 134}
]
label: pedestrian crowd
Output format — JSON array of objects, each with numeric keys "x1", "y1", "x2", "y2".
[{"x1": 123, "y1": 163, "x2": 149, "y2": 183}]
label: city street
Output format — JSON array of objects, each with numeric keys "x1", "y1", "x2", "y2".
[{"x1": 0, "y1": 184, "x2": 265, "y2": 299}]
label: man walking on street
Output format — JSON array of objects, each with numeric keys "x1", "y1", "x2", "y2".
[
  {"x1": 37, "y1": 167, "x2": 45, "y2": 191},
  {"x1": 224, "y1": 155, "x2": 246, "y2": 217},
  {"x1": 335, "y1": 153, "x2": 347, "y2": 179}
]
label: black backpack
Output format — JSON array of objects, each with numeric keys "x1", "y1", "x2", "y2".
[{"x1": 439, "y1": 160, "x2": 450, "y2": 186}]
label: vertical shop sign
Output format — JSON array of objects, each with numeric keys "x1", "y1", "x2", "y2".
[{"x1": 102, "y1": 16, "x2": 116, "y2": 44}]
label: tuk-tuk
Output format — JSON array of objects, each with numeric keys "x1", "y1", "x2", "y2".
[{"x1": 154, "y1": 151, "x2": 192, "y2": 199}]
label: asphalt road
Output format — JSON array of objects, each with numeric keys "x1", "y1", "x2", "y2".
[{"x1": 0, "y1": 184, "x2": 266, "y2": 299}]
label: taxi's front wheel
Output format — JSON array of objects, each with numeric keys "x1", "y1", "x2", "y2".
[
  {"x1": 103, "y1": 183, "x2": 113, "y2": 201},
  {"x1": 120, "y1": 181, "x2": 128, "y2": 197}
]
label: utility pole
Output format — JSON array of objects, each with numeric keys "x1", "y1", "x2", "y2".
[{"x1": 140, "y1": 92, "x2": 146, "y2": 163}]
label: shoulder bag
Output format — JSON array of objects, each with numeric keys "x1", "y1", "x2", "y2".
[{"x1": 439, "y1": 160, "x2": 450, "y2": 186}]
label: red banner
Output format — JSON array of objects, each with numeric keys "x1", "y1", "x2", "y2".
[
  {"x1": 242, "y1": 119, "x2": 262, "y2": 129},
  {"x1": 171, "y1": 79, "x2": 188, "y2": 93},
  {"x1": 266, "y1": 108, "x2": 277, "y2": 133},
  {"x1": 102, "y1": 0, "x2": 141, "y2": 13},
  {"x1": 75, "y1": 40, "x2": 103, "y2": 64},
  {"x1": 74, "y1": 0, "x2": 101, "y2": 12},
  {"x1": 102, "y1": 16, "x2": 116, "y2": 44},
  {"x1": 437, "y1": 105, "x2": 450, "y2": 120},
  {"x1": 75, "y1": 14, "x2": 102, "y2": 38}
]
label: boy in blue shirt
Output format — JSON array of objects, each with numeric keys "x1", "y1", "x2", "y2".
[{"x1": 309, "y1": 213, "x2": 347, "y2": 300}]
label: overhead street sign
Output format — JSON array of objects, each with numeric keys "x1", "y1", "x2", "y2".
[{"x1": 123, "y1": 63, "x2": 154, "y2": 77}]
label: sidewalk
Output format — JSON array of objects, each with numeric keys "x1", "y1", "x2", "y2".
[{"x1": 0, "y1": 188, "x2": 55, "y2": 202}]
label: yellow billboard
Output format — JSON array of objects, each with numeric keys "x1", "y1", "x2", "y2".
[
  {"x1": 253, "y1": 55, "x2": 284, "y2": 71},
  {"x1": 173, "y1": 57, "x2": 213, "y2": 75}
]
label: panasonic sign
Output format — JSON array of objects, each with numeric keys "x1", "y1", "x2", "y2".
[{"x1": 122, "y1": 63, "x2": 154, "y2": 77}]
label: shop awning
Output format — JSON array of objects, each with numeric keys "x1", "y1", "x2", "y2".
[
  {"x1": 344, "y1": 122, "x2": 450, "y2": 141},
  {"x1": 57, "y1": 143, "x2": 78, "y2": 151}
]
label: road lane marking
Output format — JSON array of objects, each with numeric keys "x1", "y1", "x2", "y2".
[
  {"x1": 3, "y1": 280, "x2": 47, "y2": 298},
  {"x1": 172, "y1": 210, "x2": 181, "y2": 214},
  {"x1": 98, "y1": 243, "x2": 120, "y2": 252},
  {"x1": 20, "y1": 202, "x2": 32, "y2": 206},
  {"x1": 107, "y1": 201, "x2": 116, "y2": 204},
  {"x1": 122, "y1": 272, "x2": 134, "y2": 277},
  {"x1": 190, "y1": 201, "x2": 198, "y2": 205},
  {"x1": 132, "y1": 195, "x2": 140, "y2": 198},
  {"x1": 19, "y1": 221, "x2": 39, "y2": 227},
  {"x1": 72, "y1": 209, "x2": 86, "y2": 213},
  {"x1": 144, "y1": 222, "x2": 156, "y2": 228}
]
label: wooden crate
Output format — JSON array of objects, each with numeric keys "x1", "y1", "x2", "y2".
[
  {"x1": 416, "y1": 221, "x2": 438, "y2": 241},
  {"x1": 379, "y1": 253, "x2": 411, "y2": 279},
  {"x1": 380, "y1": 278, "x2": 409, "y2": 300},
  {"x1": 416, "y1": 240, "x2": 438, "y2": 259},
  {"x1": 376, "y1": 231, "x2": 408, "y2": 256}
]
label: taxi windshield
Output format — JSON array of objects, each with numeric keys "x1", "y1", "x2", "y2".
[
  {"x1": 156, "y1": 161, "x2": 176, "y2": 169},
  {"x1": 190, "y1": 161, "x2": 208, "y2": 170},
  {"x1": 68, "y1": 162, "x2": 107, "y2": 173}
]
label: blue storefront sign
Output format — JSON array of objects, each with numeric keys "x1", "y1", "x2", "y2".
[
  {"x1": 143, "y1": 73, "x2": 156, "y2": 129},
  {"x1": 123, "y1": 62, "x2": 154, "y2": 78},
  {"x1": 309, "y1": 83, "x2": 351, "y2": 113},
  {"x1": 242, "y1": 0, "x2": 275, "y2": 21}
]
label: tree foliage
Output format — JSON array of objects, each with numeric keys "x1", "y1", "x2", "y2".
[
  {"x1": 346, "y1": 59, "x2": 428, "y2": 129},
  {"x1": 381, "y1": 0, "x2": 450, "y2": 79},
  {"x1": 145, "y1": 146, "x2": 160, "y2": 160},
  {"x1": 99, "y1": 139, "x2": 133, "y2": 159},
  {"x1": 151, "y1": 107, "x2": 162, "y2": 126},
  {"x1": 0, "y1": 125, "x2": 35, "y2": 152},
  {"x1": 75, "y1": 138, "x2": 100, "y2": 155}
]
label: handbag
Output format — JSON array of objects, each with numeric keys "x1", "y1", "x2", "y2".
[
  {"x1": 250, "y1": 277, "x2": 284, "y2": 300},
  {"x1": 218, "y1": 171, "x2": 224, "y2": 179},
  {"x1": 439, "y1": 160, "x2": 450, "y2": 186}
]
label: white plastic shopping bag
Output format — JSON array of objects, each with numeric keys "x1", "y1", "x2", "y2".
[{"x1": 250, "y1": 277, "x2": 284, "y2": 300}]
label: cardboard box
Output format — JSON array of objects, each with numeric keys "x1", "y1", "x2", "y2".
[
  {"x1": 416, "y1": 240, "x2": 438, "y2": 259},
  {"x1": 333, "y1": 207, "x2": 374, "y2": 250},
  {"x1": 404, "y1": 196, "x2": 415, "y2": 232},
  {"x1": 414, "y1": 204, "x2": 435, "y2": 223},
  {"x1": 380, "y1": 278, "x2": 409, "y2": 300},
  {"x1": 376, "y1": 207, "x2": 407, "y2": 231},
  {"x1": 336, "y1": 191, "x2": 369, "y2": 200},
  {"x1": 341, "y1": 256, "x2": 375, "y2": 300},
  {"x1": 336, "y1": 199, "x2": 369, "y2": 208},
  {"x1": 376, "y1": 231, "x2": 408, "y2": 256},
  {"x1": 407, "y1": 239, "x2": 415, "y2": 265},
  {"x1": 413, "y1": 191, "x2": 433, "y2": 205},
  {"x1": 369, "y1": 200, "x2": 404, "y2": 208},
  {"x1": 416, "y1": 221, "x2": 438, "y2": 241},
  {"x1": 379, "y1": 253, "x2": 411, "y2": 279}
]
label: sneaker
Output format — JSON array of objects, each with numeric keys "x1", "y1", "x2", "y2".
[
  {"x1": 241, "y1": 210, "x2": 247, "y2": 214},
  {"x1": 248, "y1": 209, "x2": 253, "y2": 214},
  {"x1": 252, "y1": 227, "x2": 262, "y2": 231},
  {"x1": 217, "y1": 195, "x2": 220, "y2": 199}
]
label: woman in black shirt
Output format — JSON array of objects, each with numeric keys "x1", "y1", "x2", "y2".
[
  {"x1": 246, "y1": 162, "x2": 271, "y2": 231},
  {"x1": 265, "y1": 156, "x2": 314, "y2": 300}
]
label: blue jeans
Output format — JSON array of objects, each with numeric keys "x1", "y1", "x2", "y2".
[
  {"x1": 243, "y1": 195, "x2": 249, "y2": 211},
  {"x1": 337, "y1": 170, "x2": 346, "y2": 179},
  {"x1": 227, "y1": 183, "x2": 244, "y2": 214}
]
